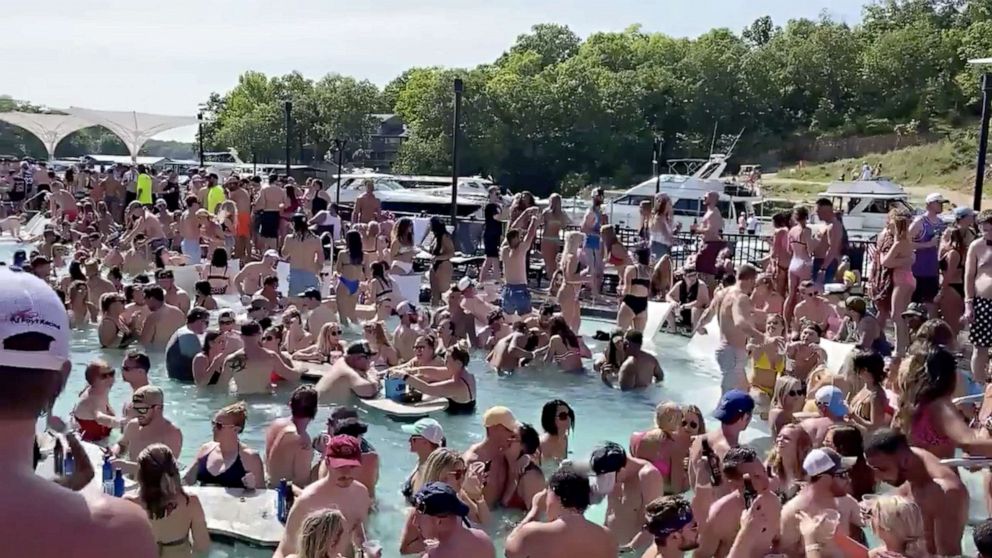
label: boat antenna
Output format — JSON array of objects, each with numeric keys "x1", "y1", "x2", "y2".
[
  {"x1": 709, "y1": 122, "x2": 719, "y2": 156},
  {"x1": 724, "y1": 128, "x2": 745, "y2": 158}
]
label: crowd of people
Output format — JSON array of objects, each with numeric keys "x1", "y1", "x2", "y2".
[{"x1": 5, "y1": 156, "x2": 992, "y2": 558}]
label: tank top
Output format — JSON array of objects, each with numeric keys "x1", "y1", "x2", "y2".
[
  {"x1": 196, "y1": 450, "x2": 248, "y2": 488},
  {"x1": 136, "y1": 174, "x2": 153, "y2": 205},
  {"x1": 206, "y1": 185, "x2": 226, "y2": 214},
  {"x1": 911, "y1": 216, "x2": 941, "y2": 277}
]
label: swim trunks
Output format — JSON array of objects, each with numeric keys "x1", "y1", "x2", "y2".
[
  {"x1": 715, "y1": 343, "x2": 748, "y2": 395},
  {"x1": 181, "y1": 239, "x2": 201, "y2": 264},
  {"x1": 502, "y1": 284, "x2": 532, "y2": 315},
  {"x1": 259, "y1": 210, "x2": 280, "y2": 239},
  {"x1": 971, "y1": 297, "x2": 992, "y2": 348},
  {"x1": 289, "y1": 268, "x2": 319, "y2": 295},
  {"x1": 237, "y1": 212, "x2": 251, "y2": 238}
]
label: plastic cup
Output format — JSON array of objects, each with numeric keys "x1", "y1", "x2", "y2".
[{"x1": 362, "y1": 540, "x2": 382, "y2": 557}]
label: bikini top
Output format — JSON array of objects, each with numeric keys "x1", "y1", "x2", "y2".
[
  {"x1": 753, "y1": 350, "x2": 785, "y2": 374},
  {"x1": 374, "y1": 278, "x2": 393, "y2": 299},
  {"x1": 631, "y1": 266, "x2": 651, "y2": 289},
  {"x1": 910, "y1": 403, "x2": 952, "y2": 448},
  {"x1": 679, "y1": 281, "x2": 699, "y2": 303},
  {"x1": 195, "y1": 448, "x2": 248, "y2": 489},
  {"x1": 630, "y1": 431, "x2": 672, "y2": 477}
]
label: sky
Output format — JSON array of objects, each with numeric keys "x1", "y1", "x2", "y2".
[{"x1": 5, "y1": 0, "x2": 867, "y2": 141}]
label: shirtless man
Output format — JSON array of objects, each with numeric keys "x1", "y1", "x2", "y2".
[
  {"x1": 392, "y1": 302, "x2": 422, "y2": 362},
  {"x1": 413, "y1": 482, "x2": 496, "y2": 558},
  {"x1": 256, "y1": 174, "x2": 288, "y2": 252},
  {"x1": 464, "y1": 406, "x2": 518, "y2": 509},
  {"x1": 264, "y1": 385, "x2": 317, "y2": 488},
  {"x1": 255, "y1": 276, "x2": 283, "y2": 309},
  {"x1": 779, "y1": 448, "x2": 862, "y2": 556},
  {"x1": 865, "y1": 428, "x2": 969, "y2": 556},
  {"x1": 122, "y1": 203, "x2": 168, "y2": 253},
  {"x1": 84, "y1": 259, "x2": 115, "y2": 306},
  {"x1": 235, "y1": 249, "x2": 279, "y2": 297},
  {"x1": 588, "y1": 441, "x2": 664, "y2": 553},
  {"x1": 48, "y1": 181, "x2": 78, "y2": 221},
  {"x1": 800, "y1": 386, "x2": 848, "y2": 447},
  {"x1": 314, "y1": 341, "x2": 378, "y2": 403},
  {"x1": 693, "y1": 192, "x2": 725, "y2": 284},
  {"x1": 178, "y1": 195, "x2": 203, "y2": 264},
  {"x1": 299, "y1": 289, "x2": 337, "y2": 337},
  {"x1": 0, "y1": 268, "x2": 157, "y2": 558},
  {"x1": 101, "y1": 168, "x2": 125, "y2": 221},
  {"x1": 582, "y1": 188, "x2": 608, "y2": 298},
  {"x1": 111, "y1": 386, "x2": 183, "y2": 476},
  {"x1": 502, "y1": 208, "x2": 540, "y2": 317},
  {"x1": 458, "y1": 277, "x2": 498, "y2": 325},
  {"x1": 506, "y1": 466, "x2": 617, "y2": 558},
  {"x1": 138, "y1": 286, "x2": 185, "y2": 349},
  {"x1": 965, "y1": 209, "x2": 992, "y2": 382},
  {"x1": 351, "y1": 179, "x2": 381, "y2": 224},
  {"x1": 688, "y1": 390, "x2": 753, "y2": 520},
  {"x1": 155, "y1": 269, "x2": 190, "y2": 315},
  {"x1": 274, "y1": 435, "x2": 371, "y2": 558},
  {"x1": 613, "y1": 330, "x2": 663, "y2": 390},
  {"x1": 695, "y1": 263, "x2": 763, "y2": 394},
  {"x1": 811, "y1": 197, "x2": 844, "y2": 288},
  {"x1": 488, "y1": 324, "x2": 537, "y2": 373},
  {"x1": 224, "y1": 321, "x2": 303, "y2": 395},
  {"x1": 692, "y1": 446, "x2": 780, "y2": 558},
  {"x1": 639, "y1": 496, "x2": 701, "y2": 558},
  {"x1": 226, "y1": 178, "x2": 253, "y2": 260},
  {"x1": 792, "y1": 280, "x2": 832, "y2": 334}
]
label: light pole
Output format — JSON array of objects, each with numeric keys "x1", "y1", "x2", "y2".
[
  {"x1": 450, "y1": 78, "x2": 464, "y2": 230},
  {"x1": 333, "y1": 138, "x2": 347, "y2": 204},
  {"x1": 653, "y1": 134, "x2": 663, "y2": 194},
  {"x1": 969, "y1": 59, "x2": 992, "y2": 211},
  {"x1": 197, "y1": 112, "x2": 205, "y2": 168},
  {"x1": 284, "y1": 100, "x2": 292, "y2": 177}
]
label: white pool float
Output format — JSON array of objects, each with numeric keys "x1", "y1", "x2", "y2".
[
  {"x1": 359, "y1": 393, "x2": 449, "y2": 418},
  {"x1": 390, "y1": 273, "x2": 424, "y2": 305},
  {"x1": 35, "y1": 435, "x2": 136, "y2": 497},
  {"x1": 644, "y1": 301, "x2": 676, "y2": 339},
  {"x1": 185, "y1": 486, "x2": 283, "y2": 547}
]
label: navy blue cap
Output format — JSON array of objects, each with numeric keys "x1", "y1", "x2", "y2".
[
  {"x1": 712, "y1": 389, "x2": 755, "y2": 423},
  {"x1": 414, "y1": 482, "x2": 470, "y2": 519}
]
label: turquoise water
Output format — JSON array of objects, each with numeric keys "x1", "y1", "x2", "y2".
[{"x1": 7, "y1": 235, "x2": 977, "y2": 557}]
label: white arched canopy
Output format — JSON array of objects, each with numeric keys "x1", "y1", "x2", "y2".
[
  {"x1": 0, "y1": 112, "x2": 93, "y2": 160},
  {"x1": 67, "y1": 107, "x2": 198, "y2": 161}
]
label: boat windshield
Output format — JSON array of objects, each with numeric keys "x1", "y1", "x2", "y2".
[{"x1": 843, "y1": 196, "x2": 914, "y2": 215}]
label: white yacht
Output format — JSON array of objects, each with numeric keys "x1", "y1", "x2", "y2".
[
  {"x1": 815, "y1": 179, "x2": 916, "y2": 240},
  {"x1": 324, "y1": 173, "x2": 485, "y2": 217}
]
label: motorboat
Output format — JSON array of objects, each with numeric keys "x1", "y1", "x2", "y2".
[
  {"x1": 815, "y1": 179, "x2": 916, "y2": 240},
  {"x1": 324, "y1": 173, "x2": 485, "y2": 218}
]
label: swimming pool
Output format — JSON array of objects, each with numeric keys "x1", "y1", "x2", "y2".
[{"x1": 8, "y1": 236, "x2": 978, "y2": 557}]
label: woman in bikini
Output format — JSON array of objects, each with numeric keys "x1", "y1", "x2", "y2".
[
  {"x1": 937, "y1": 225, "x2": 966, "y2": 336},
  {"x1": 540, "y1": 194, "x2": 569, "y2": 284},
  {"x1": 217, "y1": 200, "x2": 238, "y2": 255},
  {"x1": 748, "y1": 314, "x2": 786, "y2": 419},
  {"x1": 335, "y1": 230, "x2": 366, "y2": 328},
  {"x1": 192, "y1": 281, "x2": 218, "y2": 311},
  {"x1": 847, "y1": 350, "x2": 892, "y2": 434},
  {"x1": 183, "y1": 402, "x2": 265, "y2": 489},
  {"x1": 281, "y1": 308, "x2": 314, "y2": 354},
  {"x1": 389, "y1": 217, "x2": 418, "y2": 275},
  {"x1": 362, "y1": 321, "x2": 399, "y2": 368},
  {"x1": 72, "y1": 360, "x2": 123, "y2": 444},
  {"x1": 126, "y1": 444, "x2": 210, "y2": 558},
  {"x1": 293, "y1": 322, "x2": 345, "y2": 364},
  {"x1": 629, "y1": 402, "x2": 683, "y2": 494},
  {"x1": 650, "y1": 194, "x2": 675, "y2": 261},
  {"x1": 883, "y1": 209, "x2": 915, "y2": 360},
  {"x1": 768, "y1": 375, "x2": 805, "y2": 438},
  {"x1": 750, "y1": 274, "x2": 784, "y2": 332},
  {"x1": 540, "y1": 315, "x2": 590, "y2": 373},
  {"x1": 362, "y1": 221, "x2": 388, "y2": 263},
  {"x1": 870, "y1": 212, "x2": 896, "y2": 338},
  {"x1": 502, "y1": 423, "x2": 546, "y2": 511},
  {"x1": 199, "y1": 247, "x2": 234, "y2": 296},
  {"x1": 67, "y1": 280, "x2": 99, "y2": 328},
  {"x1": 616, "y1": 246, "x2": 652, "y2": 332},
  {"x1": 556, "y1": 231, "x2": 586, "y2": 332},
  {"x1": 427, "y1": 217, "x2": 454, "y2": 307},
  {"x1": 538, "y1": 399, "x2": 574, "y2": 465},
  {"x1": 650, "y1": 253, "x2": 673, "y2": 301},
  {"x1": 392, "y1": 342, "x2": 477, "y2": 415},
  {"x1": 765, "y1": 423, "x2": 811, "y2": 499},
  {"x1": 601, "y1": 224, "x2": 630, "y2": 280},
  {"x1": 785, "y1": 206, "x2": 814, "y2": 327},
  {"x1": 98, "y1": 292, "x2": 132, "y2": 349},
  {"x1": 368, "y1": 261, "x2": 395, "y2": 320},
  {"x1": 192, "y1": 331, "x2": 229, "y2": 387}
]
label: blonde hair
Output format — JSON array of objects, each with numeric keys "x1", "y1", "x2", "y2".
[
  {"x1": 296, "y1": 508, "x2": 347, "y2": 558},
  {"x1": 414, "y1": 448, "x2": 464, "y2": 493},
  {"x1": 868, "y1": 495, "x2": 927, "y2": 558},
  {"x1": 771, "y1": 375, "x2": 803, "y2": 409},
  {"x1": 564, "y1": 231, "x2": 585, "y2": 254},
  {"x1": 683, "y1": 404, "x2": 706, "y2": 434},
  {"x1": 888, "y1": 208, "x2": 911, "y2": 240},
  {"x1": 654, "y1": 402, "x2": 683, "y2": 433},
  {"x1": 136, "y1": 444, "x2": 187, "y2": 520},
  {"x1": 362, "y1": 320, "x2": 391, "y2": 347},
  {"x1": 215, "y1": 401, "x2": 247, "y2": 431},
  {"x1": 317, "y1": 322, "x2": 342, "y2": 355}
]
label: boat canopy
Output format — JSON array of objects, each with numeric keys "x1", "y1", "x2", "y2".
[{"x1": 820, "y1": 179, "x2": 908, "y2": 199}]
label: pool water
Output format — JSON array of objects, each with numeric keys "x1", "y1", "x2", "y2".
[{"x1": 6, "y1": 235, "x2": 977, "y2": 557}]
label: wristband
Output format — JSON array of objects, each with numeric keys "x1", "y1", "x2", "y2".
[{"x1": 805, "y1": 544, "x2": 823, "y2": 552}]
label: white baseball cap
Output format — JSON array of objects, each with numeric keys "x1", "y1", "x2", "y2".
[
  {"x1": 457, "y1": 277, "x2": 476, "y2": 291},
  {"x1": 263, "y1": 249, "x2": 279, "y2": 259},
  {"x1": 0, "y1": 269, "x2": 70, "y2": 371},
  {"x1": 802, "y1": 448, "x2": 856, "y2": 477},
  {"x1": 925, "y1": 193, "x2": 946, "y2": 205},
  {"x1": 401, "y1": 418, "x2": 445, "y2": 446}
]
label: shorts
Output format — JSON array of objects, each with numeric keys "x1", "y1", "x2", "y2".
[
  {"x1": 650, "y1": 241, "x2": 670, "y2": 260},
  {"x1": 289, "y1": 268, "x2": 319, "y2": 295},
  {"x1": 586, "y1": 234, "x2": 601, "y2": 250},
  {"x1": 715, "y1": 343, "x2": 748, "y2": 394},
  {"x1": 502, "y1": 284, "x2": 532, "y2": 315},
  {"x1": 696, "y1": 240, "x2": 726, "y2": 275},
  {"x1": 237, "y1": 213, "x2": 251, "y2": 238},
  {"x1": 259, "y1": 210, "x2": 280, "y2": 239},
  {"x1": 7, "y1": 191, "x2": 24, "y2": 202},
  {"x1": 912, "y1": 276, "x2": 939, "y2": 303},
  {"x1": 484, "y1": 231, "x2": 501, "y2": 258},
  {"x1": 811, "y1": 258, "x2": 838, "y2": 287},
  {"x1": 970, "y1": 297, "x2": 992, "y2": 348},
  {"x1": 181, "y1": 239, "x2": 201, "y2": 264},
  {"x1": 36, "y1": 184, "x2": 50, "y2": 194},
  {"x1": 148, "y1": 237, "x2": 168, "y2": 253},
  {"x1": 584, "y1": 247, "x2": 603, "y2": 274}
]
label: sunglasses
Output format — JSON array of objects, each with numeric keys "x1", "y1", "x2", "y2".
[
  {"x1": 788, "y1": 389, "x2": 806, "y2": 397},
  {"x1": 262, "y1": 335, "x2": 275, "y2": 342},
  {"x1": 329, "y1": 330, "x2": 342, "y2": 336},
  {"x1": 557, "y1": 412, "x2": 571, "y2": 421},
  {"x1": 212, "y1": 421, "x2": 236, "y2": 430},
  {"x1": 414, "y1": 345, "x2": 426, "y2": 350},
  {"x1": 219, "y1": 318, "x2": 235, "y2": 326},
  {"x1": 449, "y1": 469, "x2": 466, "y2": 481},
  {"x1": 133, "y1": 405, "x2": 156, "y2": 415}
]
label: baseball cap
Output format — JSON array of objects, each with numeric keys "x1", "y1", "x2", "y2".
[
  {"x1": 346, "y1": 340, "x2": 374, "y2": 357},
  {"x1": 323, "y1": 434, "x2": 362, "y2": 468},
  {"x1": 0, "y1": 268, "x2": 70, "y2": 371},
  {"x1": 263, "y1": 249, "x2": 279, "y2": 259},
  {"x1": 954, "y1": 206, "x2": 975, "y2": 220},
  {"x1": 482, "y1": 406, "x2": 518, "y2": 431},
  {"x1": 414, "y1": 482, "x2": 470, "y2": 520},
  {"x1": 901, "y1": 302, "x2": 927, "y2": 319},
  {"x1": 401, "y1": 418, "x2": 445, "y2": 446},
  {"x1": 396, "y1": 301, "x2": 417, "y2": 316},
  {"x1": 814, "y1": 385, "x2": 848, "y2": 417},
  {"x1": 249, "y1": 296, "x2": 270, "y2": 311},
  {"x1": 457, "y1": 277, "x2": 476, "y2": 291},
  {"x1": 803, "y1": 447, "x2": 856, "y2": 477},
  {"x1": 712, "y1": 389, "x2": 755, "y2": 423},
  {"x1": 132, "y1": 385, "x2": 164, "y2": 406},
  {"x1": 590, "y1": 441, "x2": 627, "y2": 475},
  {"x1": 823, "y1": 283, "x2": 847, "y2": 295},
  {"x1": 925, "y1": 193, "x2": 946, "y2": 205},
  {"x1": 299, "y1": 287, "x2": 322, "y2": 301}
]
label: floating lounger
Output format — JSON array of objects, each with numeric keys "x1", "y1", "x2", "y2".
[
  {"x1": 276, "y1": 261, "x2": 290, "y2": 296},
  {"x1": 953, "y1": 393, "x2": 985, "y2": 406},
  {"x1": 820, "y1": 340, "x2": 856, "y2": 375},
  {"x1": 185, "y1": 486, "x2": 283, "y2": 547},
  {"x1": 299, "y1": 360, "x2": 335, "y2": 382},
  {"x1": 359, "y1": 394, "x2": 449, "y2": 418},
  {"x1": 35, "y1": 435, "x2": 136, "y2": 497},
  {"x1": 940, "y1": 457, "x2": 992, "y2": 468},
  {"x1": 644, "y1": 301, "x2": 676, "y2": 340},
  {"x1": 686, "y1": 315, "x2": 719, "y2": 360},
  {"x1": 390, "y1": 273, "x2": 423, "y2": 305}
]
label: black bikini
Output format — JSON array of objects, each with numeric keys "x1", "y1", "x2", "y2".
[
  {"x1": 445, "y1": 375, "x2": 476, "y2": 415},
  {"x1": 195, "y1": 450, "x2": 248, "y2": 488},
  {"x1": 621, "y1": 266, "x2": 651, "y2": 315},
  {"x1": 939, "y1": 254, "x2": 965, "y2": 298}
]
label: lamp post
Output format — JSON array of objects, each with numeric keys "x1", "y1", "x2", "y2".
[
  {"x1": 333, "y1": 138, "x2": 347, "y2": 204},
  {"x1": 968, "y1": 59, "x2": 992, "y2": 211},
  {"x1": 450, "y1": 78, "x2": 464, "y2": 230},
  {"x1": 284, "y1": 100, "x2": 292, "y2": 177},
  {"x1": 197, "y1": 112, "x2": 205, "y2": 168},
  {"x1": 653, "y1": 134, "x2": 663, "y2": 194}
]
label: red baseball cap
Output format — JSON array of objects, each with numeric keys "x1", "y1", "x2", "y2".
[{"x1": 324, "y1": 434, "x2": 362, "y2": 468}]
